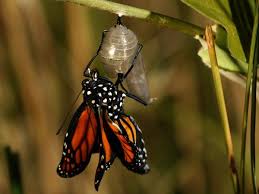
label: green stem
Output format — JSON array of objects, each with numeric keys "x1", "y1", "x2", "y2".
[
  {"x1": 239, "y1": 0, "x2": 252, "y2": 33},
  {"x1": 250, "y1": 3, "x2": 259, "y2": 193},
  {"x1": 240, "y1": 2, "x2": 259, "y2": 194},
  {"x1": 251, "y1": 42, "x2": 258, "y2": 194},
  {"x1": 205, "y1": 26, "x2": 240, "y2": 194},
  {"x1": 58, "y1": 0, "x2": 204, "y2": 37}
]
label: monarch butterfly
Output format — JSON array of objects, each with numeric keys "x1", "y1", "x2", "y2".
[
  {"x1": 57, "y1": 68, "x2": 150, "y2": 191},
  {"x1": 86, "y1": 17, "x2": 152, "y2": 104}
]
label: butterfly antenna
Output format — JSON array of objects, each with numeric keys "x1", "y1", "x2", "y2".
[
  {"x1": 56, "y1": 90, "x2": 83, "y2": 135},
  {"x1": 83, "y1": 30, "x2": 108, "y2": 76}
]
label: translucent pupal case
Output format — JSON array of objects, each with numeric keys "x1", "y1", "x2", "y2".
[{"x1": 99, "y1": 24, "x2": 151, "y2": 104}]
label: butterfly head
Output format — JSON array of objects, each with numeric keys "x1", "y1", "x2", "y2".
[
  {"x1": 91, "y1": 69, "x2": 99, "y2": 81},
  {"x1": 84, "y1": 68, "x2": 99, "y2": 81}
]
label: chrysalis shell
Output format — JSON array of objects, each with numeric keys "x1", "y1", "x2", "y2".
[{"x1": 99, "y1": 24, "x2": 151, "y2": 103}]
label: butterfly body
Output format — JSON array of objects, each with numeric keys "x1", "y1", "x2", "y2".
[
  {"x1": 82, "y1": 74, "x2": 126, "y2": 121},
  {"x1": 57, "y1": 69, "x2": 149, "y2": 190}
]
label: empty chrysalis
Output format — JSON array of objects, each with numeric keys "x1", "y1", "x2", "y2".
[{"x1": 86, "y1": 17, "x2": 152, "y2": 104}]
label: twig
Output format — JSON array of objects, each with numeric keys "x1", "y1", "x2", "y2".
[
  {"x1": 205, "y1": 26, "x2": 240, "y2": 194},
  {"x1": 58, "y1": 0, "x2": 204, "y2": 37}
]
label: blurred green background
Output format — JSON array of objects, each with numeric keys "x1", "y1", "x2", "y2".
[{"x1": 0, "y1": 0, "x2": 253, "y2": 194}]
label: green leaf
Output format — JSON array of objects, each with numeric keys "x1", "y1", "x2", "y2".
[
  {"x1": 181, "y1": 0, "x2": 246, "y2": 62},
  {"x1": 196, "y1": 35, "x2": 248, "y2": 73},
  {"x1": 214, "y1": 25, "x2": 228, "y2": 50}
]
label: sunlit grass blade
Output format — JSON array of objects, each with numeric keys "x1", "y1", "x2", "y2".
[
  {"x1": 251, "y1": 42, "x2": 258, "y2": 194},
  {"x1": 205, "y1": 25, "x2": 240, "y2": 194},
  {"x1": 250, "y1": 3, "x2": 259, "y2": 193},
  {"x1": 240, "y1": 2, "x2": 259, "y2": 194}
]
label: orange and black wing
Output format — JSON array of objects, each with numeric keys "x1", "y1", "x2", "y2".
[
  {"x1": 94, "y1": 111, "x2": 116, "y2": 191},
  {"x1": 105, "y1": 113, "x2": 150, "y2": 174},
  {"x1": 57, "y1": 102, "x2": 98, "y2": 178}
]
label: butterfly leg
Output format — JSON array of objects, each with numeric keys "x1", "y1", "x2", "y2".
[
  {"x1": 123, "y1": 43, "x2": 143, "y2": 79},
  {"x1": 83, "y1": 30, "x2": 108, "y2": 76},
  {"x1": 113, "y1": 43, "x2": 143, "y2": 84},
  {"x1": 125, "y1": 92, "x2": 148, "y2": 106},
  {"x1": 114, "y1": 73, "x2": 147, "y2": 106}
]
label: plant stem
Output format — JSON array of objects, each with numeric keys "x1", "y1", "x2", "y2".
[
  {"x1": 205, "y1": 26, "x2": 240, "y2": 194},
  {"x1": 58, "y1": 0, "x2": 204, "y2": 37},
  {"x1": 4, "y1": 147, "x2": 24, "y2": 194},
  {"x1": 250, "y1": 3, "x2": 259, "y2": 194},
  {"x1": 251, "y1": 43, "x2": 258, "y2": 194},
  {"x1": 240, "y1": 1, "x2": 259, "y2": 194}
]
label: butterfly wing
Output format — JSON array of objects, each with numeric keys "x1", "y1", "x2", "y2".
[
  {"x1": 57, "y1": 102, "x2": 98, "y2": 178},
  {"x1": 105, "y1": 113, "x2": 150, "y2": 174},
  {"x1": 94, "y1": 111, "x2": 116, "y2": 191}
]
